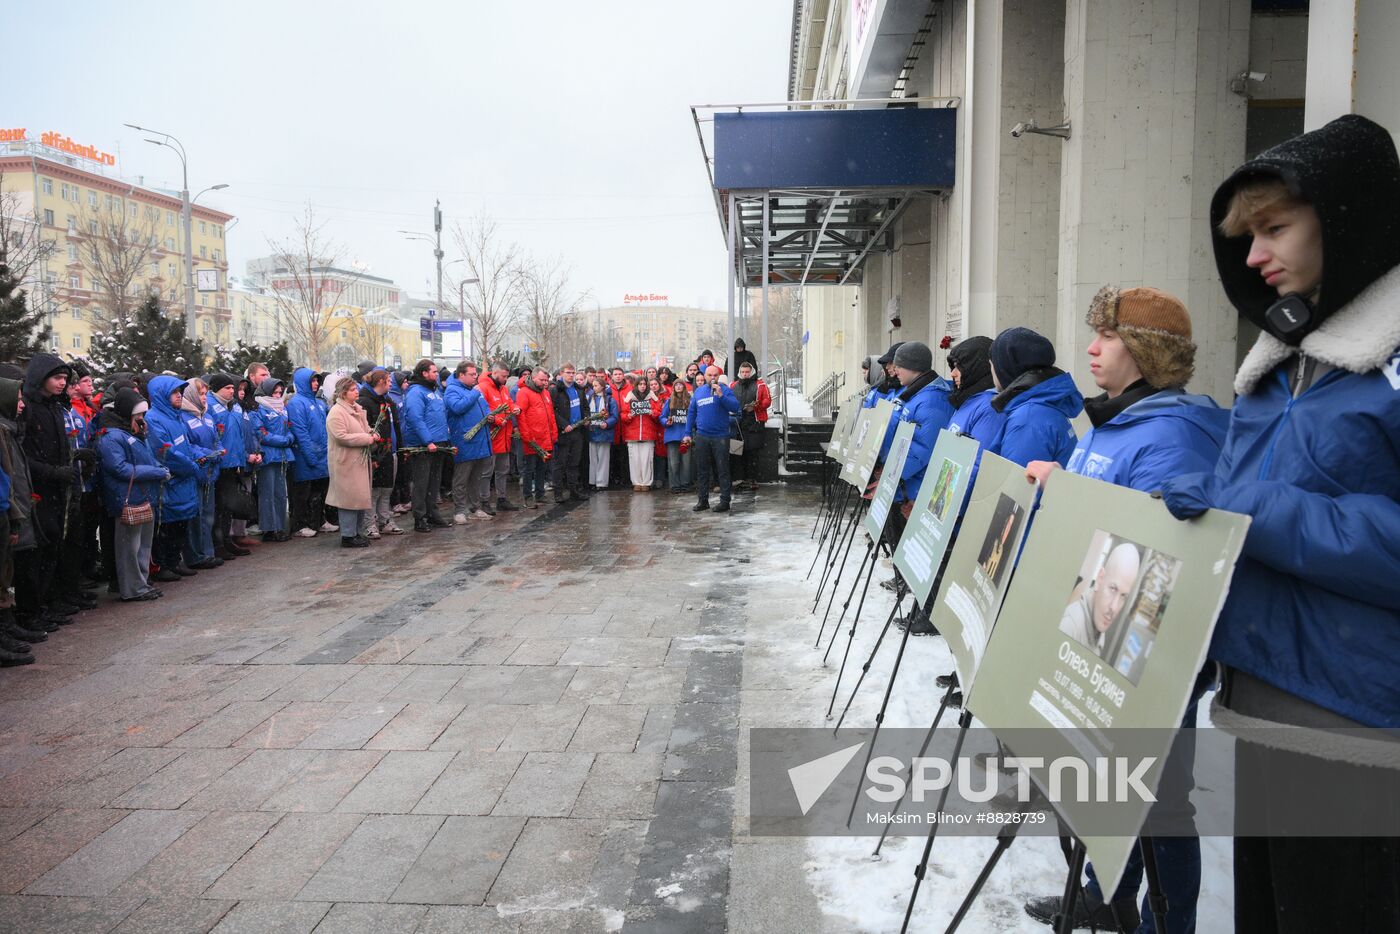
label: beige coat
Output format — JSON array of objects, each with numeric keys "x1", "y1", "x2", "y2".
[{"x1": 326, "y1": 399, "x2": 374, "y2": 510}]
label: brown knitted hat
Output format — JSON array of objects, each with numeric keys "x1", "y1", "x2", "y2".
[{"x1": 1085, "y1": 285, "x2": 1196, "y2": 389}]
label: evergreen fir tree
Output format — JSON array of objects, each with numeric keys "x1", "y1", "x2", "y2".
[
  {"x1": 210, "y1": 339, "x2": 297, "y2": 380},
  {"x1": 89, "y1": 295, "x2": 207, "y2": 375},
  {"x1": 0, "y1": 262, "x2": 52, "y2": 364}
]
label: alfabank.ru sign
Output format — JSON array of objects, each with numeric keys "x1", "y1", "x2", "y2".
[{"x1": 0, "y1": 127, "x2": 116, "y2": 166}]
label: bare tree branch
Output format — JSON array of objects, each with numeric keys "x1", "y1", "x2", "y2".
[
  {"x1": 73, "y1": 194, "x2": 162, "y2": 323},
  {"x1": 264, "y1": 204, "x2": 362, "y2": 367},
  {"x1": 514, "y1": 254, "x2": 587, "y2": 366},
  {"x1": 450, "y1": 213, "x2": 521, "y2": 366},
  {"x1": 0, "y1": 170, "x2": 55, "y2": 284}
]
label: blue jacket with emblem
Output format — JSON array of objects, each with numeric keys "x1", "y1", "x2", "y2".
[
  {"x1": 989, "y1": 370, "x2": 1083, "y2": 467},
  {"x1": 180, "y1": 400, "x2": 222, "y2": 485},
  {"x1": 687, "y1": 383, "x2": 740, "y2": 438},
  {"x1": 1161, "y1": 114, "x2": 1400, "y2": 728},
  {"x1": 444, "y1": 378, "x2": 492, "y2": 462},
  {"x1": 95, "y1": 418, "x2": 169, "y2": 517},
  {"x1": 946, "y1": 389, "x2": 1004, "y2": 451},
  {"x1": 207, "y1": 394, "x2": 247, "y2": 471},
  {"x1": 287, "y1": 368, "x2": 329, "y2": 481},
  {"x1": 143, "y1": 375, "x2": 207, "y2": 521},
  {"x1": 589, "y1": 389, "x2": 621, "y2": 444},
  {"x1": 891, "y1": 376, "x2": 955, "y2": 504},
  {"x1": 401, "y1": 376, "x2": 450, "y2": 448},
  {"x1": 254, "y1": 383, "x2": 295, "y2": 466},
  {"x1": 1066, "y1": 390, "x2": 1227, "y2": 493}
]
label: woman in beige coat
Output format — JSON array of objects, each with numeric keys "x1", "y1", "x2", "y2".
[{"x1": 325, "y1": 377, "x2": 376, "y2": 548}]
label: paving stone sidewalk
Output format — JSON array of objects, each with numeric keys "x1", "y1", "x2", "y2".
[{"x1": 0, "y1": 484, "x2": 823, "y2": 933}]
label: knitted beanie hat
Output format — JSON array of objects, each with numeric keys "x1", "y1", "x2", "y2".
[{"x1": 1085, "y1": 285, "x2": 1195, "y2": 389}]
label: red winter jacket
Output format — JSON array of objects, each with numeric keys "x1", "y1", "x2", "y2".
[
  {"x1": 609, "y1": 380, "x2": 629, "y2": 443},
  {"x1": 477, "y1": 375, "x2": 518, "y2": 455},
  {"x1": 514, "y1": 384, "x2": 557, "y2": 452},
  {"x1": 619, "y1": 391, "x2": 663, "y2": 443}
]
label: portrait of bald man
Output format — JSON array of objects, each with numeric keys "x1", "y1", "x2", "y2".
[{"x1": 1059, "y1": 540, "x2": 1141, "y2": 657}]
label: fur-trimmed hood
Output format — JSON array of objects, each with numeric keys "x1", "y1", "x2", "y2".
[{"x1": 1235, "y1": 261, "x2": 1400, "y2": 395}]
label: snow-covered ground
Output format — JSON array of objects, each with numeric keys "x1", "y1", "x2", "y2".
[{"x1": 744, "y1": 534, "x2": 1232, "y2": 933}]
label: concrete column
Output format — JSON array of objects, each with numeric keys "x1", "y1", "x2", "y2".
[
  {"x1": 1056, "y1": 0, "x2": 1249, "y2": 405},
  {"x1": 1306, "y1": 0, "x2": 1400, "y2": 144}
]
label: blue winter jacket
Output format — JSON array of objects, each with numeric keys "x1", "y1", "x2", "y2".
[
  {"x1": 63, "y1": 404, "x2": 94, "y2": 493},
  {"x1": 687, "y1": 384, "x2": 741, "y2": 438},
  {"x1": 894, "y1": 379, "x2": 957, "y2": 504},
  {"x1": 659, "y1": 396, "x2": 688, "y2": 444},
  {"x1": 444, "y1": 378, "x2": 492, "y2": 462},
  {"x1": 96, "y1": 425, "x2": 168, "y2": 517},
  {"x1": 947, "y1": 389, "x2": 1004, "y2": 451},
  {"x1": 401, "y1": 378, "x2": 450, "y2": 447},
  {"x1": 879, "y1": 377, "x2": 953, "y2": 464},
  {"x1": 1163, "y1": 351, "x2": 1400, "y2": 728},
  {"x1": 255, "y1": 399, "x2": 295, "y2": 466},
  {"x1": 1065, "y1": 390, "x2": 1227, "y2": 492},
  {"x1": 143, "y1": 375, "x2": 207, "y2": 521},
  {"x1": 287, "y1": 368, "x2": 329, "y2": 482},
  {"x1": 589, "y1": 390, "x2": 621, "y2": 444},
  {"x1": 0, "y1": 461, "x2": 9, "y2": 514},
  {"x1": 207, "y1": 395, "x2": 246, "y2": 471},
  {"x1": 180, "y1": 404, "x2": 222, "y2": 485},
  {"x1": 990, "y1": 371, "x2": 1083, "y2": 467}
]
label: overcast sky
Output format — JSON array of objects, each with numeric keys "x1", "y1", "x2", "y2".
[{"x1": 9, "y1": 0, "x2": 791, "y2": 310}]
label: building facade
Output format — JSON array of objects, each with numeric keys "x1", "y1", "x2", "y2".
[
  {"x1": 0, "y1": 131, "x2": 233, "y2": 356},
  {"x1": 565, "y1": 304, "x2": 732, "y2": 369},
  {"x1": 784, "y1": 0, "x2": 1398, "y2": 408}
]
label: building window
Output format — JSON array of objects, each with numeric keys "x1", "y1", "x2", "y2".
[
  {"x1": 166, "y1": 210, "x2": 174, "y2": 226},
  {"x1": 41, "y1": 178, "x2": 53, "y2": 195},
  {"x1": 217, "y1": 226, "x2": 223, "y2": 239},
  {"x1": 199, "y1": 221, "x2": 207, "y2": 235},
  {"x1": 68, "y1": 274, "x2": 81, "y2": 289},
  {"x1": 67, "y1": 244, "x2": 78, "y2": 262},
  {"x1": 43, "y1": 208, "x2": 54, "y2": 226},
  {"x1": 60, "y1": 183, "x2": 70, "y2": 201},
  {"x1": 71, "y1": 307, "x2": 81, "y2": 319},
  {"x1": 87, "y1": 191, "x2": 98, "y2": 208},
  {"x1": 149, "y1": 262, "x2": 158, "y2": 277},
  {"x1": 199, "y1": 245, "x2": 207, "y2": 258},
  {"x1": 66, "y1": 215, "x2": 76, "y2": 233},
  {"x1": 72, "y1": 335, "x2": 81, "y2": 349},
  {"x1": 169, "y1": 263, "x2": 176, "y2": 279},
  {"x1": 128, "y1": 203, "x2": 138, "y2": 219},
  {"x1": 213, "y1": 249, "x2": 220, "y2": 262},
  {"x1": 165, "y1": 237, "x2": 174, "y2": 251},
  {"x1": 89, "y1": 220, "x2": 97, "y2": 235},
  {"x1": 106, "y1": 194, "x2": 114, "y2": 210}
]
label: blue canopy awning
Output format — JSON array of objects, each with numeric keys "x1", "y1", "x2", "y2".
[{"x1": 697, "y1": 103, "x2": 957, "y2": 286}]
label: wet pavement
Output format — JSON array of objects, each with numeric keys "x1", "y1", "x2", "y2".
[{"x1": 0, "y1": 483, "x2": 830, "y2": 933}]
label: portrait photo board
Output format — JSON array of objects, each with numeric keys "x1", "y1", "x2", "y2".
[
  {"x1": 965, "y1": 469, "x2": 1250, "y2": 893},
  {"x1": 891, "y1": 429, "x2": 980, "y2": 605},
  {"x1": 926, "y1": 451, "x2": 1037, "y2": 692}
]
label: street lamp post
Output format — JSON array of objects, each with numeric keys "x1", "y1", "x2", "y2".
[{"x1": 124, "y1": 124, "x2": 226, "y2": 340}]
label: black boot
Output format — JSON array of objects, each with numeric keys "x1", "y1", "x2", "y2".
[
  {"x1": 5, "y1": 621, "x2": 48, "y2": 643},
  {"x1": 414, "y1": 517, "x2": 433, "y2": 533},
  {"x1": 0, "y1": 632, "x2": 32, "y2": 653},
  {"x1": 0, "y1": 647, "x2": 35, "y2": 666},
  {"x1": 1024, "y1": 892, "x2": 1140, "y2": 932}
]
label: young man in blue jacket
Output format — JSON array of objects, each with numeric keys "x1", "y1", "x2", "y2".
[
  {"x1": 444, "y1": 362, "x2": 493, "y2": 522},
  {"x1": 987, "y1": 327, "x2": 1083, "y2": 467},
  {"x1": 401, "y1": 359, "x2": 452, "y2": 532},
  {"x1": 1022, "y1": 286, "x2": 1228, "y2": 934},
  {"x1": 686, "y1": 365, "x2": 741, "y2": 513},
  {"x1": 1160, "y1": 115, "x2": 1400, "y2": 933},
  {"x1": 287, "y1": 367, "x2": 330, "y2": 537}
]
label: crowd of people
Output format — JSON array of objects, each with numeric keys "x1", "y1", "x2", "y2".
[
  {"x1": 853, "y1": 115, "x2": 1398, "y2": 933},
  {"x1": 0, "y1": 345, "x2": 772, "y2": 667}
]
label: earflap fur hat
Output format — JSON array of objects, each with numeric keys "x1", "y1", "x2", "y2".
[{"x1": 1086, "y1": 285, "x2": 1196, "y2": 389}]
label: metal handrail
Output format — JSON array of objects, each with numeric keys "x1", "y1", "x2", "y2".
[
  {"x1": 763, "y1": 360, "x2": 786, "y2": 461},
  {"x1": 810, "y1": 370, "x2": 845, "y2": 419}
]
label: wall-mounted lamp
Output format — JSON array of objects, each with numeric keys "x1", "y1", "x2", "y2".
[
  {"x1": 1010, "y1": 119, "x2": 1072, "y2": 140},
  {"x1": 1228, "y1": 70, "x2": 1269, "y2": 96}
]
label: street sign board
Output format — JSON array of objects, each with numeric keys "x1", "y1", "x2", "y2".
[
  {"x1": 615, "y1": 351, "x2": 633, "y2": 362},
  {"x1": 432, "y1": 320, "x2": 462, "y2": 332}
]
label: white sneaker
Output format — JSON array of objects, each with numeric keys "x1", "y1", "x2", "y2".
[
  {"x1": 382, "y1": 524, "x2": 405, "y2": 535},
  {"x1": 296, "y1": 527, "x2": 317, "y2": 538},
  {"x1": 367, "y1": 528, "x2": 381, "y2": 540},
  {"x1": 246, "y1": 525, "x2": 262, "y2": 535},
  {"x1": 319, "y1": 522, "x2": 339, "y2": 533},
  {"x1": 393, "y1": 503, "x2": 411, "y2": 515},
  {"x1": 453, "y1": 513, "x2": 469, "y2": 525},
  {"x1": 472, "y1": 509, "x2": 493, "y2": 519}
]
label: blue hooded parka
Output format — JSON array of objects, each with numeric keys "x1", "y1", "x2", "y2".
[
  {"x1": 989, "y1": 371, "x2": 1083, "y2": 467},
  {"x1": 1066, "y1": 390, "x2": 1227, "y2": 492},
  {"x1": 287, "y1": 368, "x2": 329, "y2": 481},
  {"x1": 143, "y1": 375, "x2": 207, "y2": 521},
  {"x1": 401, "y1": 375, "x2": 450, "y2": 447},
  {"x1": 444, "y1": 377, "x2": 492, "y2": 462}
]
